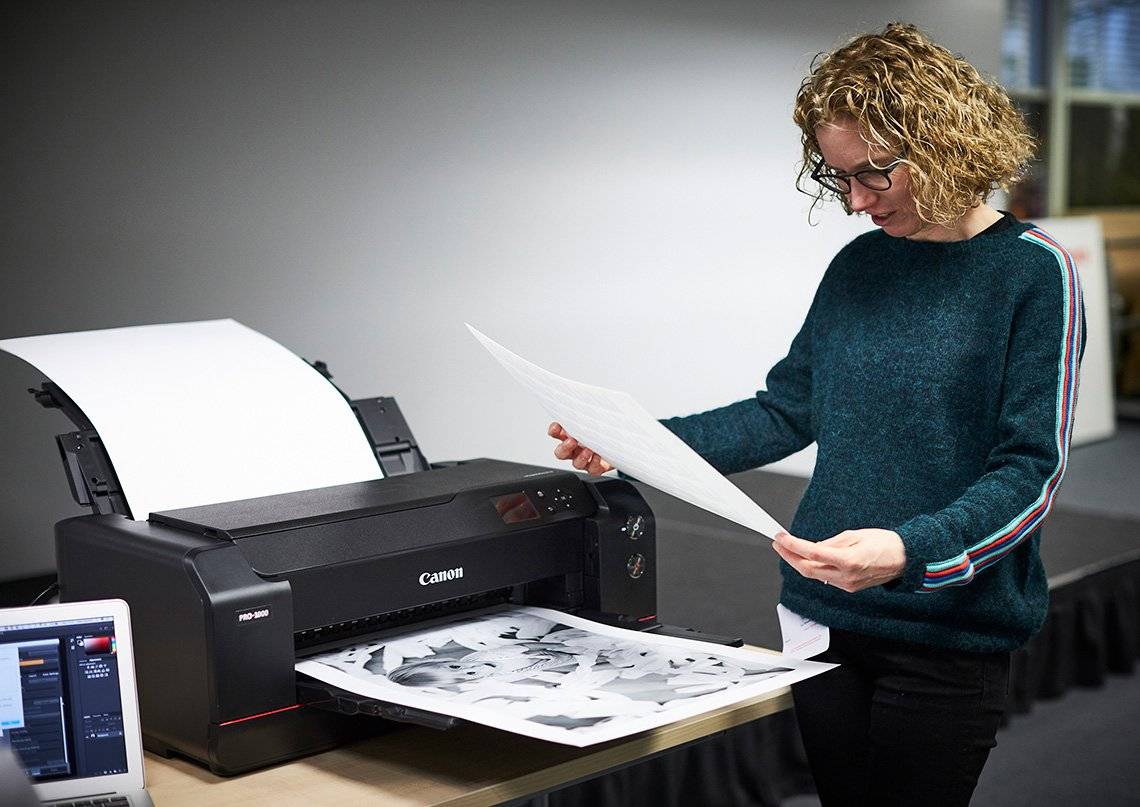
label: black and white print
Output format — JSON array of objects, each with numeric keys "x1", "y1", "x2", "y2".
[{"x1": 297, "y1": 605, "x2": 833, "y2": 745}]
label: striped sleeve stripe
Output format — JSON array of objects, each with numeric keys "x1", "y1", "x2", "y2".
[{"x1": 920, "y1": 228, "x2": 1082, "y2": 591}]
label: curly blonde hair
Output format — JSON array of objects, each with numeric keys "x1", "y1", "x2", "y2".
[{"x1": 793, "y1": 23, "x2": 1035, "y2": 227}]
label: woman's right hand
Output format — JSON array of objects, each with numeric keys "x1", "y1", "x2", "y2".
[{"x1": 548, "y1": 422, "x2": 613, "y2": 476}]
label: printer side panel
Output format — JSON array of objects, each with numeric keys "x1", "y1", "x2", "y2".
[
  {"x1": 188, "y1": 546, "x2": 296, "y2": 721},
  {"x1": 188, "y1": 547, "x2": 373, "y2": 775},
  {"x1": 56, "y1": 515, "x2": 372, "y2": 776},
  {"x1": 55, "y1": 516, "x2": 216, "y2": 763},
  {"x1": 582, "y1": 478, "x2": 657, "y2": 625}
]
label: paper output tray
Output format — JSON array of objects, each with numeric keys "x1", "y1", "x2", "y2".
[{"x1": 296, "y1": 677, "x2": 463, "y2": 731}]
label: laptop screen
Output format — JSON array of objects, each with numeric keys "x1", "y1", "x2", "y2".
[{"x1": 0, "y1": 613, "x2": 129, "y2": 783}]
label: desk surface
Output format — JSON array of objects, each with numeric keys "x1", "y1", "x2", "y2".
[{"x1": 145, "y1": 679, "x2": 792, "y2": 806}]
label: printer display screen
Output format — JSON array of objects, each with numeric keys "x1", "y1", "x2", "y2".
[{"x1": 492, "y1": 492, "x2": 540, "y2": 524}]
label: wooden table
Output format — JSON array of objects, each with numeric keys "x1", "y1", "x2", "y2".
[{"x1": 145, "y1": 677, "x2": 792, "y2": 806}]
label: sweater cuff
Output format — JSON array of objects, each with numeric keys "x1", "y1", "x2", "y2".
[{"x1": 893, "y1": 513, "x2": 972, "y2": 593}]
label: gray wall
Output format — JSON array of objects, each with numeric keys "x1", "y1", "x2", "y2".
[{"x1": 1, "y1": 1, "x2": 1004, "y2": 581}]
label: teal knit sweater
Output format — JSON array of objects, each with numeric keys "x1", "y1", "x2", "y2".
[{"x1": 662, "y1": 218, "x2": 1085, "y2": 652}]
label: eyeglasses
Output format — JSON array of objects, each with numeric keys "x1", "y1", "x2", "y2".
[{"x1": 810, "y1": 156, "x2": 906, "y2": 194}]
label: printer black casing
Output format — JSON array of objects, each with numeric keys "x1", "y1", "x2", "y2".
[{"x1": 55, "y1": 459, "x2": 658, "y2": 775}]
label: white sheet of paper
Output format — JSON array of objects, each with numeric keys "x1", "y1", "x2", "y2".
[
  {"x1": 776, "y1": 603, "x2": 830, "y2": 660},
  {"x1": 0, "y1": 319, "x2": 383, "y2": 518},
  {"x1": 466, "y1": 324, "x2": 786, "y2": 539},
  {"x1": 297, "y1": 604, "x2": 834, "y2": 747}
]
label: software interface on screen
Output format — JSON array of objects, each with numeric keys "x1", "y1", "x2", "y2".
[{"x1": 0, "y1": 615, "x2": 128, "y2": 781}]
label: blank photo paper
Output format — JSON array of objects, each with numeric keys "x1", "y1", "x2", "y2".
[{"x1": 0, "y1": 320, "x2": 382, "y2": 518}]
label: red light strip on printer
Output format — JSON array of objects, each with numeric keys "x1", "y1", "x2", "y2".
[
  {"x1": 218, "y1": 704, "x2": 302, "y2": 726},
  {"x1": 638, "y1": 614, "x2": 657, "y2": 622}
]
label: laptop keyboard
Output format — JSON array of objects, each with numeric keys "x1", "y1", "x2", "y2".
[{"x1": 50, "y1": 798, "x2": 130, "y2": 807}]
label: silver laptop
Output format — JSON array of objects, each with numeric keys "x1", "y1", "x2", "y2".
[{"x1": 0, "y1": 599, "x2": 154, "y2": 807}]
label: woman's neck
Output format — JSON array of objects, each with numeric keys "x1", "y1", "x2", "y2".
[{"x1": 907, "y1": 203, "x2": 1003, "y2": 242}]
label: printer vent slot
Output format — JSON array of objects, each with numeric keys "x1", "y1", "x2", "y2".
[{"x1": 293, "y1": 587, "x2": 513, "y2": 654}]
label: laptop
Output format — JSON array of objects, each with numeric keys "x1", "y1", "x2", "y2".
[{"x1": 0, "y1": 599, "x2": 154, "y2": 807}]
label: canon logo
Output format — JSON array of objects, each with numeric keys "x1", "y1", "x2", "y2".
[{"x1": 419, "y1": 567, "x2": 464, "y2": 586}]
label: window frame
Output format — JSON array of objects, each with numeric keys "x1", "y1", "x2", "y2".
[{"x1": 1007, "y1": 0, "x2": 1140, "y2": 214}]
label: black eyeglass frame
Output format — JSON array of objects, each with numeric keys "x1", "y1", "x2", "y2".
[{"x1": 810, "y1": 156, "x2": 907, "y2": 195}]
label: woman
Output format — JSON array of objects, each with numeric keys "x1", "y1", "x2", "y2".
[{"x1": 548, "y1": 23, "x2": 1084, "y2": 806}]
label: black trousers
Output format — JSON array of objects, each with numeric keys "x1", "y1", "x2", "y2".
[{"x1": 791, "y1": 627, "x2": 1010, "y2": 807}]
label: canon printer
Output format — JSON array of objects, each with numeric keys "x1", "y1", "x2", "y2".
[{"x1": 29, "y1": 373, "x2": 739, "y2": 775}]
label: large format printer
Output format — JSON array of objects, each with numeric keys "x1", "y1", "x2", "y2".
[{"x1": 31, "y1": 374, "x2": 738, "y2": 775}]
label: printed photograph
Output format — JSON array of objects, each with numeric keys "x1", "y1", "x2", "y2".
[{"x1": 297, "y1": 606, "x2": 831, "y2": 745}]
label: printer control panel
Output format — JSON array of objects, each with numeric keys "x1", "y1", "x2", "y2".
[
  {"x1": 534, "y1": 486, "x2": 577, "y2": 514},
  {"x1": 491, "y1": 484, "x2": 588, "y2": 525}
]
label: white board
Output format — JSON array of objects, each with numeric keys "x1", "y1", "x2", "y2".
[{"x1": 1035, "y1": 216, "x2": 1115, "y2": 446}]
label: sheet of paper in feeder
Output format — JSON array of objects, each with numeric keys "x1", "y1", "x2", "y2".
[
  {"x1": 466, "y1": 324, "x2": 786, "y2": 539},
  {"x1": 0, "y1": 319, "x2": 383, "y2": 518}
]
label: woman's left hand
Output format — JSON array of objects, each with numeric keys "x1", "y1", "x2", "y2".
[{"x1": 772, "y1": 528, "x2": 906, "y2": 592}]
